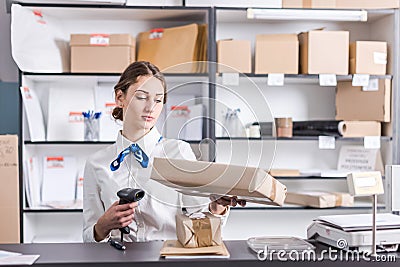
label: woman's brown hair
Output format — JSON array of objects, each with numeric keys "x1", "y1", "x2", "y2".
[{"x1": 112, "y1": 61, "x2": 167, "y2": 121}]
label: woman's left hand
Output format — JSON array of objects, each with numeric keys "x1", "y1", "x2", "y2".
[{"x1": 209, "y1": 194, "x2": 246, "y2": 215}]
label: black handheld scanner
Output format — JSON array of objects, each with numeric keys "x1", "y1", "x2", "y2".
[{"x1": 117, "y1": 188, "x2": 145, "y2": 235}]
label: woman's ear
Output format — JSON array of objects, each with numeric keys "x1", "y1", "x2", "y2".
[{"x1": 115, "y1": 89, "x2": 125, "y2": 108}]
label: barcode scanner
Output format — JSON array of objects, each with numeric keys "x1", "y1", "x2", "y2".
[{"x1": 117, "y1": 188, "x2": 145, "y2": 236}]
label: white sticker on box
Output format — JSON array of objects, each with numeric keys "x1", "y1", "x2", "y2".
[
  {"x1": 268, "y1": 73, "x2": 284, "y2": 86},
  {"x1": 222, "y1": 73, "x2": 239, "y2": 86},
  {"x1": 319, "y1": 136, "x2": 335, "y2": 149},
  {"x1": 352, "y1": 74, "x2": 370, "y2": 87},
  {"x1": 362, "y1": 78, "x2": 379, "y2": 91},
  {"x1": 374, "y1": 52, "x2": 387, "y2": 65},
  {"x1": 90, "y1": 35, "x2": 110, "y2": 46},
  {"x1": 364, "y1": 136, "x2": 381, "y2": 149},
  {"x1": 319, "y1": 74, "x2": 337, "y2": 86}
]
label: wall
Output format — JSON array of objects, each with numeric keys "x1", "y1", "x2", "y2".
[{"x1": 0, "y1": 0, "x2": 18, "y2": 83}]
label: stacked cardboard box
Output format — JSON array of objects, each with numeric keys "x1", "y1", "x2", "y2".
[
  {"x1": 70, "y1": 34, "x2": 135, "y2": 73},
  {"x1": 217, "y1": 40, "x2": 251, "y2": 73}
]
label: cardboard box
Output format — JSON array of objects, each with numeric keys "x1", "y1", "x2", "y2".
[
  {"x1": 150, "y1": 157, "x2": 287, "y2": 206},
  {"x1": 299, "y1": 30, "x2": 349, "y2": 75},
  {"x1": 336, "y1": 79, "x2": 391, "y2": 122},
  {"x1": 255, "y1": 34, "x2": 299, "y2": 74},
  {"x1": 217, "y1": 40, "x2": 251, "y2": 73},
  {"x1": 70, "y1": 34, "x2": 135, "y2": 73},
  {"x1": 160, "y1": 240, "x2": 230, "y2": 258},
  {"x1": 269, "y1": 169, "x2": 300, "y2": 177},
  {"x1": 283, "y1": 0, "x2": 399, "y2": 9},
  {"x1": 335, "y1": 0, "x2": 399, "y2": 9},
  {"x1": 137, "y1": 24, "x2": 207, "y2": 73},
  {"x1": 285, "y1": 191, "x2": 354, "y2": 208},
  {"x1": 176, "y1": 212, "x2": 222, "y2": 248},
  {"x1": 339, "y1": 121, "x2": 381, "y2": 137},
  {"x1": 283, "y1": 0, "x2": 336, "y2": 8},
  {"x1": 350, "y1": 41, "x2": 387, "y2": 75},
  {"x1": 0, "y1": 135, "x2": 20, "y2": 243}
]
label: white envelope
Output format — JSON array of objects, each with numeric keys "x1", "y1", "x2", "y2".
[
  {"x1": 20, "y1": 87, "x2": 45, "y2": 141},
  {"x1": 41, "y1": 156, "x2": 77, "y2": 203},
  {"x1": 47, "y1": 86, "x2": 94, "y2": 141},
  {"x1": 94, "y1": 84, "x2": 122, "y2": 141}
]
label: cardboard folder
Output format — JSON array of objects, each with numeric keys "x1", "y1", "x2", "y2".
[
  {"x1": 137, "y1": 24, "x2": 207, "y2": 73},
  {"x1": 150, "y1": 157, "x2": 287, "y2": 206}
]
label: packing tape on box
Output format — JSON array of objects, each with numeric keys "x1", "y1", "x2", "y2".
[
  {"x1": 333, "y1": 192, "x2": 343, "y2": 206},
  {"x1": 192, "y1": 217, "x2": 212, "y2": 247},
  {"x1": 270, "y1": 179, "x2": 277, "y2": 201}
]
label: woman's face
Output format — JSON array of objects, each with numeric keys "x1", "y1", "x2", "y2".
[{"x1": 116, "y1": 75, "x2": 165, "y2": 132}]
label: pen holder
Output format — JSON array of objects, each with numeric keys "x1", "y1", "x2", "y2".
[{"x1": 84, "y1": 117, "x2": 100, "y2": 141}]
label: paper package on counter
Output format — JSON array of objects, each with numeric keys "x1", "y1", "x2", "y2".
[
  {"x1": 285, "y1": 191, "x2": 354, "y2": 208},
  {"x1": 150, "y1": 158, "x2": 287, "y2": 206},
  {"x1": 176, "y1": 212, "x2": 222, "y2": 248}
]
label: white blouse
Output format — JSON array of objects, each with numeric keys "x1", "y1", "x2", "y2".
[{"x1": 83, "y1": 127, "x2": 229, "y2": 242}]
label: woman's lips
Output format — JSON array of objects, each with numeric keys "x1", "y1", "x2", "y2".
[{"x1": 142, "y1": 116, "x2": 154, "y2": 122}]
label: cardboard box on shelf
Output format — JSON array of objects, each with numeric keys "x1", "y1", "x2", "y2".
[
  {"x1": 335, "y1": 0, "x2": 399, "y2": 9},
  {"x1": 299, "y1": 30, "x2": 349, "y2": 75},
  {"x1": 285, "y1": 191, "x2": 354, "y2": 208},
  {"x1": 350, "y1": 41, "x2": 387, "y2": 75},
  {"x1": 340, "y1": 121, "x2": 381, "y2": 137},
  {"x1": 0, "y1": 135, "x2": 20, "y2": 243},
  {"x1": 150, "y1": 157, "x2": 287, "y2": 206},
  {"x1": 176, "y1": 212, "x2": 222, "y2": 248},
  {"x1": 255, "y1": 34, "x2": 299, "y2": 74},
  {"x1": 137, "y1": 24, "x2": 207, "y2": 73},
  {"x1": 217, "y1": 40, "x2": 251, "y2": 73},
  {"x1": 283, "y1": 0, "x2": 399, "y2": 9},
  {"x1": 282, "y1": 0, "x2": 336, "y2": 9},
  {"x1": 336, "y1": 79, "x2": 391, "y2": 122},
  {"x1": 70, "y1": 34, "x2": 135, "y2": 73}
]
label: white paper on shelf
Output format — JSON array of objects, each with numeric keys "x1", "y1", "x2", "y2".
[
  {"x1": 94, "y1": 84, "x2": 122, "y2": 141},
  {"x1": 222, "y1": 73, "x2": 239, "y2": 86},
  {"x1": 337, "y1": 145, "x2": 384, "y2": 174},
  {"x1": 11, "y1": 4, "x2": 69, "y2": 72},
  {"x1": 362, "y1": 78, "x2": 379, "y2": 91},
  {"x1": 41, "y1": 156, "x2": 77, "y2": 203},
  {"x1": 47, "y1": 86, "x2": 94, "y2": 141},
  {"x1": 319, "y1": 74, "x2": 337, "y2": 86},
  {"x1": 267, "y1": 73, "x2": 284, "y2": 86},
  {"x1": 23, "y1": 157, "x2": 42, "y2": 208},
  {"x1": 352, "y1": 74, "x2": 370, "y2": 87},
  {"x1": 318, "y1": 136, "x2": 335, "y2": 149},
  {"x1": 20, "y1": 87, "x2": 46, "y2": 141},
  {"x1": 165, "y1": 104, "x2": 203, "y2": 140}
]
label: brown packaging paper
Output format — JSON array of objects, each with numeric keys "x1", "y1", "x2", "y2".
[
  {"x1": 176, "y1": 212, "x2": 222, "y2": 248},
  {"x1": 160, "y1": 240, "x2": 230, "y2": 258},
  {"x1": 150, "y1": 157, "x2": 287, "y2": 206},
  {"x1": 285, "y1": 191, "x2": 354, "y2": 208}
]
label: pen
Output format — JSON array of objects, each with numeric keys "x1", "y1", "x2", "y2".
[{"x1": 108, "y1": 239, "x2": 126, "y2": 251}]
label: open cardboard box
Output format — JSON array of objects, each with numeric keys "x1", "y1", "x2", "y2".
[{"x1": 150, "y1": 158, "x2": 287, "y2": 206}]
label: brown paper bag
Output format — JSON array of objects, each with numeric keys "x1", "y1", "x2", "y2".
[{"x1": 176, "y1": 212, "x2": 222, "y2": 248}]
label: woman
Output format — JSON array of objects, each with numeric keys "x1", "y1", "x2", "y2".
[{"x1": 83, "y1": 61, "x2": 243, "y2": 242}]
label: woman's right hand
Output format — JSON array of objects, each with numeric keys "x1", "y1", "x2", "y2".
[{"x1": 94, "y1": 201, "x2": 138, "y2": 242}]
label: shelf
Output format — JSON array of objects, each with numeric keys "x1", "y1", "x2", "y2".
[
  {"x1": 216, "y1": 136, "x2": 392, "y2": 142},
  {"x1": 16, "y1": 4, "x2": 208, "y2": 22},
  {"x1": 216, "y1": 8, "x2": 394, "y2": 23},
  {"x1": 216, "y1": 74, "x2": 392, "y2": 85},
  {"x1": 24, "y1": 141, "x2": 114, "y2": 145},
  {"x1": 23, "y1": 209, "x2": 83, "y2": 213},
  {"x1": 22, "y1": 72, "x2": 209, "y2": 84},
  {"x1": 232, "y1": 205, "x2": 386, "y2": 210},
  {"x1": 275, "y1": 176, "x2": 347, "y2": 180}
]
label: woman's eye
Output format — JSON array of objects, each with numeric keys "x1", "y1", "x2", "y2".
[
  {"x1": 136, "y1": 95, "x2": 147, "y2": 100},
  {"x1": 155, "y1": 99, "x2": 162, "y2": 103}
]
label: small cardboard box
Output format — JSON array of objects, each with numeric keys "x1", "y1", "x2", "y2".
[
  {"x1": 350, "y1": 41, "x2": 387, "y2": 75},
  {"x1": 217, "y1": 40, "x2": 251, "y2": 73},
  {"x1": 335, "y1": 0, "x2": 399, "y2": 9},
  {"x1": 255, "y1": 34, "x2": 299, "y2": 74},
  {"x1": 336, "y1": 79, "x2": 391, "y2": 122},
  {"x1": 285, "y1": 191, "x2": 354, "y2": 208},
  {"x1": 176, "y1": 212, "x2": 222, "y2": 248},
  {"x1": 282, "y1": 0, "x2": 336, "y2": 8},
  {"x1": 70, "y1": 34, "x2": 135, "y2": 73},
  {"x1": 340, "y1": 121, "x2": 381, "y2": 137},
  {"x1": 0, "y1": 135, "x2": 20, "y2": 243},
  {"x1": 299, "y1": 30, "x2": 349, "y2": 75},
  {"x1": 150, "y1": 157, "x2": 287, "y2": 206}
]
